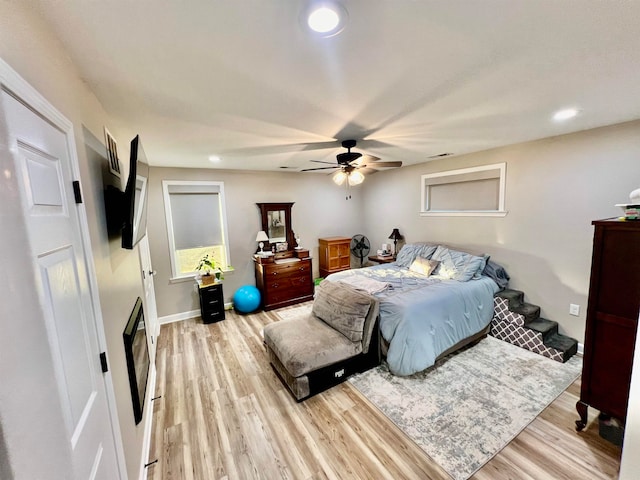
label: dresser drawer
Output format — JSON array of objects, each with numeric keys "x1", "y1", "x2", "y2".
[
  {"x1": 266, "y1": 284, "x2": 314, "y2": 306},
  {"x1": 265, "y1": 277, "x2": 313, "y2": 297},
  {"x1": 263, "y1": 261, "x2": 311, "y2": 279},
  {"x1": 202, "y1": 294, "x2": 223, "y2": 313},
  {"x1": 201, "y1": 308, "x2": 225, "y2": 324}
]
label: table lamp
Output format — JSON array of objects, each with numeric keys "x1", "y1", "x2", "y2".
[
  {"x1": 388, "y1": 228, "x2": 403, "y2": 258},
  {"x1": 256, "y1": 230, "x2": 269, "y2": 254}
]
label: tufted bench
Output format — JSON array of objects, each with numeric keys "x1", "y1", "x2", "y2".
[{"x1": 263, "y1": 280, "x2": 381, "y2": 401}]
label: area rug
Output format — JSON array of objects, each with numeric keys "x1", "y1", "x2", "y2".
[{"x1": 348, "y1": 336, "x2": 582, "y2": 480}]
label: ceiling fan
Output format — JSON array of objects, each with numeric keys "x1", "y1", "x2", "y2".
[{"x1": 301, "y1": 140, "x2": 402, "y2": 199}]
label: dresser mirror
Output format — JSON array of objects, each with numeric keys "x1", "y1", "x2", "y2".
[{"x1": 257, "y1": 202, "x2": 295, "y2": 250}]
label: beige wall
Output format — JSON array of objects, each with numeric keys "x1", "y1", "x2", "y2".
[
  {"x1": 0, "y1": 2, "x2": 148, "y2": 479},
  {"x1": 147, "y1": 167, "x2": 365, "y2": 317},
  {"x1": 362, "y1": 120, "x2": 640, "y2": 343}
]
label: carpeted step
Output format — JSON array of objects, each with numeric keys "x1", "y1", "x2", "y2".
[
  {"x1": 546, "y1": 334, "x2": 579, "y2": 363},
  {"x1": 491, "y1": 292, "x2": 578, "y2": 363},
  {"x1": 490, "y1": 317, "x2": 577, "y2": 363},
  {"x1": 496, "y1": 289, "x2": 524, "y2": 307},
  {"x1": 517, "y1": 303, "x2": 542, "y2": 323},
  {"x1": 525, "y1": 318, "x2": 559, "y2": 342},
  {"x1": 495, "y1": 289, "x2": 540, "y2": 322}
]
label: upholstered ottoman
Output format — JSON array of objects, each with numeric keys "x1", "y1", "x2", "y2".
[{"x1": 263, "y1": 281, "x2": 380, "y2": 401}]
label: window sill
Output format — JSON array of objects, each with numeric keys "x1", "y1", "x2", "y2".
[
  {"x1": 169, "y1": 275, "x2": 196, "y2": 284},
  {"x1": 170, "y1": 268, "x2": 234, "y2": 284},
  {"x1": 419, "y1": 210, "x2": 508, "y2": 217}
]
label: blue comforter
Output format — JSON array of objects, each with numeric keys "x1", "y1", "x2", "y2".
[{"x1": 327, "y1": 264, "x2": 499, "y2": 375}]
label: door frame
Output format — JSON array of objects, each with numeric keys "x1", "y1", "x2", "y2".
[{"x1": 0, "y1": 57, "x2": 128, "y2": 479}]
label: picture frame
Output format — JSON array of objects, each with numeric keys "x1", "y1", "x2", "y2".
[
  {"x1": 276, "y1": 242, "x2": 288, "y2": 252},
  {"x1": 104, "y1": 126, "x2": 121, "y2": 178}
]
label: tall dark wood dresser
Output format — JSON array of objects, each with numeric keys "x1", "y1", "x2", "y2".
[{"x1": 576, "y1": 218, "x2": 640, "y2": 430}]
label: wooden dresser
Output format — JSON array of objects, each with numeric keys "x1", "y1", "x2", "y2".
[
  {"x1": 318, "y1": 236, "x2": 352, "y2": 278},
  {"x1": 254, "y1": 251, "x2": 313, "y2": 311},
  {"x1": 576, "y1": 218, "x2": 640, "y2": 430}
]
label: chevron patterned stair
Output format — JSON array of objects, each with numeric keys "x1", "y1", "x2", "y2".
[{"x1": 490, "y1": 289, "x2": 578, "y2": 363}]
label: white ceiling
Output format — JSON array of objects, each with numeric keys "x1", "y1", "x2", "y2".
[{"x1": 34, "y1": 0, "x2": 640, "y2": 172}]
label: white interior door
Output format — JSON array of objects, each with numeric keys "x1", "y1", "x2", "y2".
[
  {"x1": 2, "y1": 91, "x2": 121, "y2": 479},
  {"x1": 138, "y1": 234, "x2": 158, "y2": 360}
]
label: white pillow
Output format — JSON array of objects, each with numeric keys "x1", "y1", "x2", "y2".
[{"x1": 409, "y1": 257, "x2": 440, "y2": 276}]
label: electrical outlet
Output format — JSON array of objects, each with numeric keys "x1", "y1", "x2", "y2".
[{"x1": 569, "y1": 304, "x2": 580, "y2": 316}]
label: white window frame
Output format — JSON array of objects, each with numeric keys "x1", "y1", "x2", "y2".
[
  {"x1": 162, "y1": 180, "x2": 231, "y2": 280},
  {"x1": 420, "y1": 162, "x2": 507, "y2": 217}
]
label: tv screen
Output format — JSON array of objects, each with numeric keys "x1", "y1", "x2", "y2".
[
  {"x1": 123, "y1": 297, "x2": 150, "y2": 424},
  {"x1": 122, "y1": 135, "x2": 149, "y2": 249}
]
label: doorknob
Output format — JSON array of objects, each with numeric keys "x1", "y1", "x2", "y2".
[{"x1": 143, "y1": 270, "x2": 156, "y2": 279}]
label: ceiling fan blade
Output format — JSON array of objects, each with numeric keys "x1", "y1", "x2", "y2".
[
  {"x1": 361, "y1": 154, "x2": 381, "y2": 162},
  {"x1": 310, "y1": 160, "x2": 338, "y2": 165},
  {"x1": 300, "y1": 166, "x2": 339, "y2": 172},
  {"x1": 359, "y1": 161, "x2": 403, "y2": 169}
]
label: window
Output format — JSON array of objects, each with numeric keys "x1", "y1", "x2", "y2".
[
  {"x1": 420, "y1": 163, "x2": 507, "y2": 217},
  {"x1": 162, "y1": 180, "x2": 231, "y2": 279}
]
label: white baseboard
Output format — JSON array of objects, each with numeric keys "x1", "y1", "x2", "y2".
[
  {"x1": 139, "y1": 362, "x2": 157, "y2": 480},
  {"x1": 158, "y1": 309, "x2": 200, "y2": 325},
  {"x1": 158, "y1": 303, "x2": 234, "y2": 324}
]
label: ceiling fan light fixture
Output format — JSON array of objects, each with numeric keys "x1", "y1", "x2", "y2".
[
  {"x1": 332, "y1": 170, "x2": 347, "y2": 185},
  {"x1": 348, "y1": 170, "x2": 364, "y2": 186}
]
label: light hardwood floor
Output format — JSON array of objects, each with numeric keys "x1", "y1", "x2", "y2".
[{"x1": 148, "y1": 305, "x2": 622, "y2": 480}]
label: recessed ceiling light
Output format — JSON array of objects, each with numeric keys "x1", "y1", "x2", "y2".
[
  {"x1": 208, "y1": 155, "x2": 221, "y2": 163},
  {"x1": 553, "y1": 108, "x2": 579, "y2": 121},
  {"x1": 308, "y1": 7, "x2": 339, "y2": 32},
  {"x1": 304, "y1": 2, "x2": 347, "y2": 37}
]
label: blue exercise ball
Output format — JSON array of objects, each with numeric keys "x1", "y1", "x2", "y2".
[{"x1": 233, "y1": 285, "x2": 261, "y2": 313}]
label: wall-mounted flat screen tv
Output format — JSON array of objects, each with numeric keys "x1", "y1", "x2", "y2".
[
  {"x1": 123, "y1": 297, "x2": 150, "y2": 424},
  {"x1": 122, "y1": 135, "x2": 149, "y2": 249}
]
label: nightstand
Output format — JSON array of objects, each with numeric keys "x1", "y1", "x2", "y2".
[
  {"x1": 368, "y1": 255, "x2": 395, "y2": 264},
  {"x1": 198, "y1": 283, "x2": 225, "y2": 324}
]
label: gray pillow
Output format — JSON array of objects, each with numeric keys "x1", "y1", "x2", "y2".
[
  {"x1": 395, "y1": 243, "x2": 438, "y2": 268},
  {"x1": 431, "y1": 246, "x2": 487, "y2": 282},
  {"x1": 312, "y1": 281, "x2": 373, "y2": 342},
  {"x1": 482, "y1": 260, "x2": 510, "y2": 289}
]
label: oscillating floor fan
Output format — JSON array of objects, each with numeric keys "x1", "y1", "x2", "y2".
[{"x1": 350, "y1": 234, "x2": 371, "y2": 268}]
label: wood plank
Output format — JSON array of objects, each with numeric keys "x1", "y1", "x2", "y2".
[{"x1": 148, "y1": 306, "x2": 622, "y2": 480}]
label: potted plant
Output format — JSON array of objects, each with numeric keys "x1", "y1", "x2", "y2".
[
  {"x1": 195, "y1": 254, "x2": 233, "y2": 285},
  {"x1": 195, "y1": 254, "x2": 222, "y2": 285}
]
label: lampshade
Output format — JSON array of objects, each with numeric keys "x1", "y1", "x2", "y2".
[
  {"x1": 332, "y1": 170, "x2": 347, "y2": 186},
  {"x1": 333, "y1": 169, "x2": 365, "y2": 186},
  {"x1": 388, "y1": 228, "x2": 403, "y2": 240},
  {"x1": 348, "y1": 170, "x2": 365, "y2": 185},
  {"x1": 256, "y1": 230, "x2": 269, "y2": 242}
]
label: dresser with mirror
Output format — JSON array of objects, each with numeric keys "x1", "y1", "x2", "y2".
[{"x1": 254, "y1": 203, "x2": 313, "y2": 310}]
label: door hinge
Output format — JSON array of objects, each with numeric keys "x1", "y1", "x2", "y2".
[
  {"x1": 100, "y1": 352, "x2": 108, "y2": 373},
  {"x1": 72, "y1": 180, "x2": 83, "y2": 204}
]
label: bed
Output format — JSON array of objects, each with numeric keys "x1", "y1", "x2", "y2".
[{"x1": 325, "y1": 243, "x2": 505, "y2": 376}]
